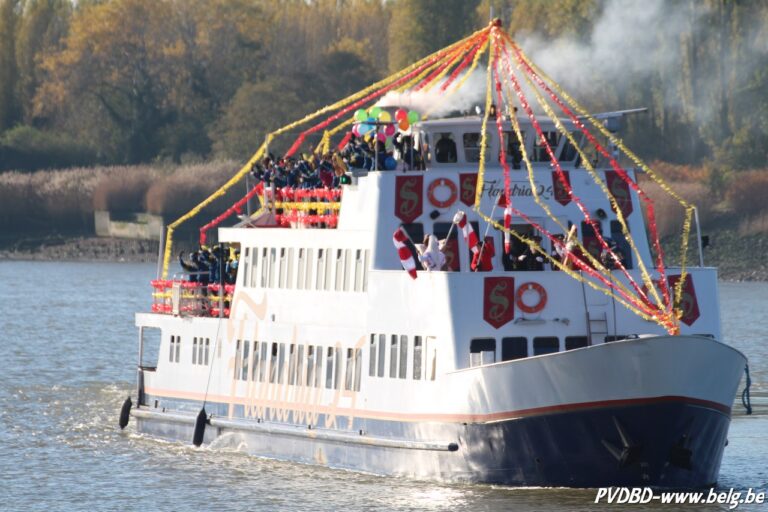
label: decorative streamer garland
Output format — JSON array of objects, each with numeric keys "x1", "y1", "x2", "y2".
[
  {"x1": 498, "y1": 76, "x2": 649, "y2": 317},
  {"x1": 495, "y1": 40, "x2": 657, "y2": 312},
  {"x1": 473, "y1": 30, "x2": 496, "y2": 208},
  {"x1": 162, "y1": 26, "x2": 492, "y2": 278},
  {"x1": 414, "y1": 38, "x2": 479, "y2": 93},
  {"x1": 497, "y1": 37, "x2": 652, "y2": 310},
  {"x1": 423, "y1": 37, "x2": 490, "y2": 120},
  {"x1": 440, "y1": 32, "x2": 490, "y2": 92},
  {"x1": 490, "y1": 47, "x2": 513, "y2": 212},
  {"x1": 199, "y1": 182, "x2": 266, "y2": 245},
  {"x1": 284, "y1": 32, "x2": 486, "y2": 158},
  {"x1": 506, "y1": 35, "x2": 688, "y2": 320},
  {"x1": 283, "y1": 51, "x2": 450, "y2": 158},
  {"x1": 502, "y1": 35, "x2": 670, "y2": 312},
  {"x1": 496, "y1": 38, "x2": 673, "y2": 327},
  {"x1": 471, "y1": 28, "x2": 674, "y2": 329}
]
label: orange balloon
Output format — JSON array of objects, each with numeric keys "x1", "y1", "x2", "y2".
[{"x1": 398, "y1": 119, "x2": 410, "y2": 131}]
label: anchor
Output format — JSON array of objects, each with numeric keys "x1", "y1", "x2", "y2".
[{"x1": 601, "y1": 416, "x2": 643, "y2": 468}]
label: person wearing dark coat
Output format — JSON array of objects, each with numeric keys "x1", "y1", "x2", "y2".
[
  {"x1": 179, "y1": 251, "x2": 199, "y2": 282},
  {"x1": 516, "y1": 236, "x2": 545, "y2": 271},
  {"x1": 209, "y1": 245, "x2": 226, "y2": 284},
  {"x1": 196, "y1": 249, "x2": 211, "y2": 286},
  {"x1": 225, "y1": 256, "x2": 239, "y2": 285}
]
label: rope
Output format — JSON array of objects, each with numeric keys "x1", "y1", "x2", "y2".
[{"x1": 742, "y1": 364, "x2": 753, "y2": 415}]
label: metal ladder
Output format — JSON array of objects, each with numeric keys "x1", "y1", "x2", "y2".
[
  {"x1": 586, "y1": 311, "x2": 609, "y2": 345},
  {"x1": 579, "y1": 271, "x2": 613, "y2": 346}
]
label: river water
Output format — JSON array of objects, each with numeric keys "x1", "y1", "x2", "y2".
[{"x1": 0, "y1": 261, "x2": 765, "y2": 511}]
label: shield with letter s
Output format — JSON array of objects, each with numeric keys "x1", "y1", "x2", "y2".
[
  {"x1": 394, "y1": 175, "x2": 423, "y2": 223},
  {"x1": 483, "y1": 277, "x2": 515, "y2": 328},
  {"x1": 667, "y1": 274, "x2": 700, "y2": 326},
  {"x1": 459, "y1": 173, "x2": 478, "y2": 207},
  {"x1": 605, "y1": 171, "x2": 633, "y2": 218}
]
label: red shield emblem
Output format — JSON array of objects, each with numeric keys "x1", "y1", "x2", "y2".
[
  {"x1": 459, "y1": 173, "x2": 478, "y2": 206},
  {"x1": 668, "y1": 274, "x2": 700, "y2": 326},
  {"x1": 552, "y1": 170, "x2": 571, "y2": 206},
  {"x1": 605, "y1": 171, "x2": 633, "y2": 217},
  {"x1": 394, "y1": 175, "x2": 423, "y2": 223},
  {"x1": 483, "y1": 277, "x2": 515, "y2": 329}
]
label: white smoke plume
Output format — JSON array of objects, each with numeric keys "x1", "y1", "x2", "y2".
[
  {"x1": 375, "y1": 70, "x2": 487, "y2": 118},
  {"x1": 517, "y1": 0, "x2": 693, "y2": 95}
]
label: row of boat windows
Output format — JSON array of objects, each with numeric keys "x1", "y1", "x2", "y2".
[
  {"x1": 234, "y1": 340, "x2": 363, "y2": 392},
  {"x1": 427, "y1": 130, "x2": 579, "y2": 165},
  {"x1": 168, "y1": 335, "x2": 211, "y2": 365},
  {"x1": 468, "y1": 334, "x2": 710, "y2": 367},
  {"x1": 368, "y1": 334, "x2": 435, "y2": 381},
  {"x1": 469, "y1": 336, "x2": 591, "y2": 366},
  {"x1": 240, "y1": 247, "x2": 371, "y2": 293}
]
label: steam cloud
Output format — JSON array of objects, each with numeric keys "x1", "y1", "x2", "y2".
[{"x1": 376, "y1": 70, "x2": 486, "y2": 118}]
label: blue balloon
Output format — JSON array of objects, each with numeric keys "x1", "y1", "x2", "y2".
[{"x1": 384, "y1": 156, "x2": 397, "y2": 170}]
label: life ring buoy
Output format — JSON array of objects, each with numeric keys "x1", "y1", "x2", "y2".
[
  {"x1": 427, "y1": 178, "x2": 458, "y2": 208},
  {"x1": 515, "y1": 282, "x2": 547, "y2": 314}
]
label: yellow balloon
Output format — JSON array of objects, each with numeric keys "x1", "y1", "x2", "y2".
[{"x1": 378, "y1": 111, "x2": 392, "y2": 122}]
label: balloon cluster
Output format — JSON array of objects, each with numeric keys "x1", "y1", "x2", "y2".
[{"x1": 351, "y1": 106, "x2": 421, "y2": 141}]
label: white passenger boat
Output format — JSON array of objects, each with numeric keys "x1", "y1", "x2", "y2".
[{"x1": 122, "y1": 21, "x2": 747, "y2": 488}]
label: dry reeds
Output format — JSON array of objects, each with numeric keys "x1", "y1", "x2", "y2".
[
  {"x1": 93, "y1": 167, "x2": 160, "y2": 212},
  {"x1": 0, "y1": 160, "x2": 244, "y2": 236},
  {"x1": 0, "y1": 166, "x2": 114, "y2": 233},
  {"x1": 144, "y1": 160, "x2": 242, "y2": 218}
]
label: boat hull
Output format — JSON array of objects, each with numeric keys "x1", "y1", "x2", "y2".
[
  {"x1": 133, "y1": 396, "x2": 730, "y2": 488},
  {"x1": 131, "y1": 335, "x2": 745, "y2": 488}
]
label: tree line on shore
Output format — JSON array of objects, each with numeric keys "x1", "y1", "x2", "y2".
[{"x1": 0, "y1": 0, "x2": 766, "y2": 173}]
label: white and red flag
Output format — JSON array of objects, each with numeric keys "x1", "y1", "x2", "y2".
[
  {"x1": 503, "y1": 205, "x2": 512, "y2": 255},
  {"x1": 393, "y1": 227, "x2": 418, "y2": 279},
  {"x1": 453, "y1": 210, "x2": 479, "y2": 254},
  {"x1": 496, "y1": 193, "x2": 513, "y2": 254}
]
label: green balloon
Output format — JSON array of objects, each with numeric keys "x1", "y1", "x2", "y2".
[
  {"x1": 354, "y1": 109, "x2": 367, "y2": 122},
  {"x1": 369, "y1": 106, "x2": 382, "y2": 118},
  {"x1": 407, "y1": 111, "x2": 420, "y2": 124}
]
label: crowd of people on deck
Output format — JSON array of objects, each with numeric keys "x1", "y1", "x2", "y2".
[
  {"x1": 249, "y1": 133, "x2": 424, "y2": 190},
  {"x1": 178, "y1": 245, "x2": 239, "y2": 285}
]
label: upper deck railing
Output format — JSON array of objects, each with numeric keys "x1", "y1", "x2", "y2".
[{"x1": 151, "y1": 277, "x2": 235, "y2": 318}]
